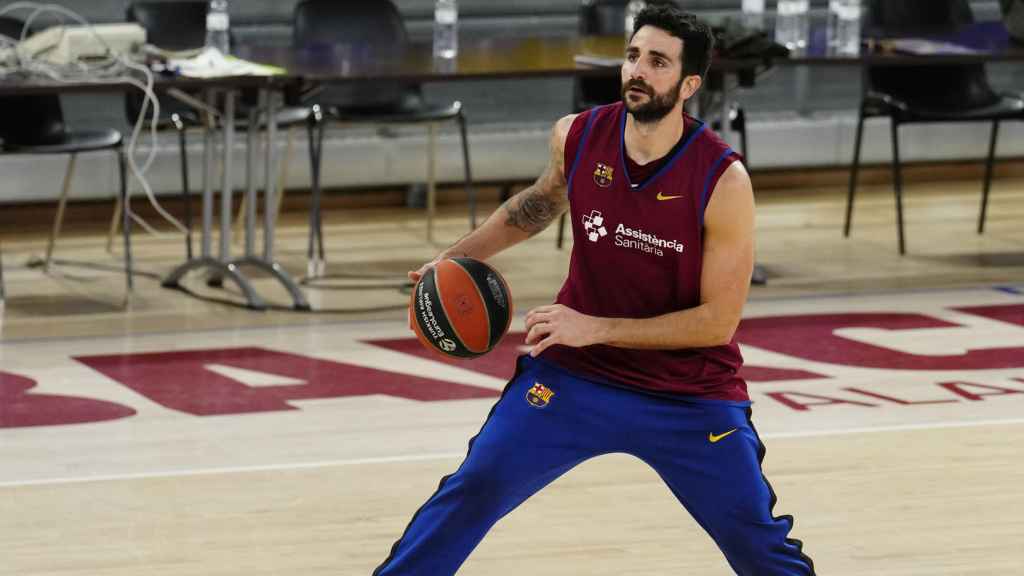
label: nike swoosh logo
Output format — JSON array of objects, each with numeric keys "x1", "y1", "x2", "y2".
[
  {"x1": 708, "y1": 428, "x2": 738, "y2": 443},
  {"x1": 656, "y1": 192, "x2": 683, "y2": 201}
]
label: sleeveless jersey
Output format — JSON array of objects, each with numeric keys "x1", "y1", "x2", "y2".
[{"x1": 540, "y1": 102, "x2": 748, "y2": 402}]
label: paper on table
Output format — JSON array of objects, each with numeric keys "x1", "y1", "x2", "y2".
[
  {"x1": 887, "y1": 38, "x2": 983, "y2": 55},
  {"x1": 573, "y1": 53, "x2": 624, "y2": 67},
  {"x1": 168, "y1": 47, "x2": 285, "y2": 78}
]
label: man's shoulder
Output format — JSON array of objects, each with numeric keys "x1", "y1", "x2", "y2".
[
  {"x1": 553, "y1": 113, "x2": 579, "y2": 145},
  {"x1": 556, "y1": 103, "x2": 623, "y2": 149}
]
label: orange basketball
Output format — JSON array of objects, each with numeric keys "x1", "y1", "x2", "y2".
[{"x1": 410, "y1": 257, "x2": 513, "y2": 358}]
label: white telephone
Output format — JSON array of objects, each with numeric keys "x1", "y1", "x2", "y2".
[{"x1": 15, "y1": 23, "x2": 146, "y2": 65}]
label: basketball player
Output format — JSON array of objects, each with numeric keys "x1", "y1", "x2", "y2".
[{"x1": 375, "y1": 5, "x2": 814, "y2": 575}]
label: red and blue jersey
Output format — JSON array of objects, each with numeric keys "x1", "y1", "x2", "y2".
[{"x1": 540, "y1": 102, "x2": 748, "y2": 402}]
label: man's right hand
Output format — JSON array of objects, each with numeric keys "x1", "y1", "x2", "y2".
[
  {"x1": 408, "y1": 257, "x2": 442, "y2": 284},
  {"x1": 408, "y1": 257, "x2": 445, "y2": 331}
]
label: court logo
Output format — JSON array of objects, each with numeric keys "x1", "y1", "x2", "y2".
[
  {"x1": 526, "y1": 382, "x2": 555, "y2": 408},
  {"x1": 593, "y1": 162, "x2": 614, "y2": 187},
  {"x1": 582, "y1": 210, "x2": 608, "y2": 243}
]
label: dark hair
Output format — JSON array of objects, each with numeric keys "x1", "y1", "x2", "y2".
[{"x1": 630, "y1": 4, "x2": 715, "y2": 80}]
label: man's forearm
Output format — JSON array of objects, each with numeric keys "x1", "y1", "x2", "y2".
[
  {"x1": 440, "y1": 185, "x2": 566, "y2": 262},
  {"x1": 596, "y1": 304, "x2": 738, "y2": 350}
]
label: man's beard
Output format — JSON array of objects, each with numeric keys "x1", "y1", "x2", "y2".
[{"x1": 621, "y1": 76, "x2": 684, "y2": 124}]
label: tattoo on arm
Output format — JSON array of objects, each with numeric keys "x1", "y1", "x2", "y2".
[
  {"x1": 504, "y1": 188, "x2": 562, "y2": 235},
  {"x1": 502, "y1": 115, "x2": 571, "y2": 236}
]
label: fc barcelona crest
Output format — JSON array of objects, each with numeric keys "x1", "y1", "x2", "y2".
[
  {"x1": 526, "y1": 382, "x2": 555, "y2": 408},
  {"x1": 593, "y1": 162, "x2": 614, "y2": 187}
]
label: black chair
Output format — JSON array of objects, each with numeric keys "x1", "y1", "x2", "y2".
[
  {"x1": 845, "y1": 0, "x2": 1024, "y2": 254},
  {"x1": 1004, "y1": 0, "x2": 1024, "y2": 42},
  {"x1": 0, "y1": 16, "x2": 133, "y2": 300},
  {"x1": 556, "y1": 0, "x2": 749, "y2": 249},
  {"x1": 296, "y1": 0, "x2": 475, "y2": 277},
  {"x1": 122, "y1": 1, "x2": 309, "y2": 259}
]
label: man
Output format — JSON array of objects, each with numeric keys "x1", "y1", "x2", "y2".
[{"x1": 374, "y1": 5, "x2": 814, "y2": 575}]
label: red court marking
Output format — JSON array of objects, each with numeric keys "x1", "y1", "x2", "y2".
[
  {"x1": 765, "y1": 380, "x2": 1024, "y2": 412},
  {"x1": 939, "y1": 380, "x2": 1024, "y2": 401},
  {"x1": 368, "y1": 333, "x2": 525, "y2": 381},
  {"x1": 764, "y1": 391, "x2": 878, "y2": 412},
  {"x1": 954, "y1": 303, "x2": 1024, "y2": 327},
  {"x1": 736, "y1": 310, "x2": 1024, "y2": 370},
  {"x1": 843, "y1": 387, "x2": 959, "y2": 406},
  {"x1": 366, "y1": 331, "x2": 827, "y2": 383},
  {"x1": 75, "y1": 347, "x2": 498, "y2": 417},
  {"x1": 0, "y1": 371, "x2": 136, "y2": 428}
]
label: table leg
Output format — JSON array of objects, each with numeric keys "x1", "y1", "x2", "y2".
[
  {"x1": 225, "y1": 88, "x2": 310, "y2": 311},
  {"x1": 220, "y1": 91, "x2": 235, "y2": 261},
  {"x1": 245, "y1": 102, "x2": 259, "y2": 258},
  {"x1": 263, "y1": 89, "x2": 278, "y2": 261},
  {"x1": 163, "y1": 88, "x2": 266, "y2": 309},
  {"x1": 202, "y1": 89, "x2": 215, "y2": 259}
]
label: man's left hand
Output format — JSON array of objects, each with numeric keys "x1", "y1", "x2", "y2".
[{"x1": 524, "y1": 304, "x2": 604, "y2": 357}]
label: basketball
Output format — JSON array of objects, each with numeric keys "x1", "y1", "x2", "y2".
[{"x1": 410, "y1": 257, "x2": 513, "y2": 358}]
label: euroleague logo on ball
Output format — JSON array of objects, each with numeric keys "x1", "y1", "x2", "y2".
[{"x1": 410, "y1": 257, "x2": 513, "y2": 359}]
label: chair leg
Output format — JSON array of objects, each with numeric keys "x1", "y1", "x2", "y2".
[
  {"x1": 306, "y1": 108, "x2": 326, "y2": 277},
  {"x1": 273, "y1": 125, "x2": 296, "y2": 227},
  {"x1": 844, "y1": 107, "x2": 866, "y2": 238},
  {"x1": 978, "y1": 120, "x2": 1000, "y2": 235},
  {"x1": 45, "y1": 153, "x2": 78, "y2": 271},
  {"x1": 305, "y1": 118, "x2": 317, "y2": 271},
  {"x1": 556, "y1": 213, "x2": 567, "y2": 250},
  {"x1": 733, "y1": 105, "x2": 749, "y2": 162},
  {"x1": 426, "y1": 122, "x2": 438, "y2": 243},
  {"x1": 456, "y1": 111, "x2": 476, "y2": 229},
  {"x1": 177, "y1": 119, "x2": 194, "y2": 259},
  {"x1": 890, "y1": 119, "x2": 906, "y2": 255},
  {"x1": 233, "y1": 193, "x2": 248, "y2": 241},
  {"x1": 118, "y1": 148, "x2": 134, "y2": 298},
  {"x1": 0, "y1": 239, "x2": 6, "y2": 304},
  {"x1": 107, "y1": 191, "x2": 123, "y2": 254},
  {"x1": 315, "y1": 117, "x2": 326, "y2": 267}
]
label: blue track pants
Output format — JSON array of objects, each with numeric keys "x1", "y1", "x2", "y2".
[{"x1": 373, "y1": 355, "x2": 815, "y2": 575}]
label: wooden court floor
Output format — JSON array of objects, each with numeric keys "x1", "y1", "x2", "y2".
[{"x1": 2, "y1": 174, "x2": 1024, "y2": 575}]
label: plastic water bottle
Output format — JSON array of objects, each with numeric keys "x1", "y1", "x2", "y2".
[
  {"x1": 742, "y1": 0, "x2": 766, "y2": 31},
  {"x1": 205, "y1": 0, "x2": 230, "y2": 54},
  {"x1": 433, "y1": 0, "x2": 458, "y2": 59},
  {"x1": 624, "y1": 0, "x2": 646, "y2": 42},
  {"x1": 775, "y1": 0, "x2": 810, "y2": 51},
  {"x1": 827, "y1": 0, "x2": 862, "y2": 56}
]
